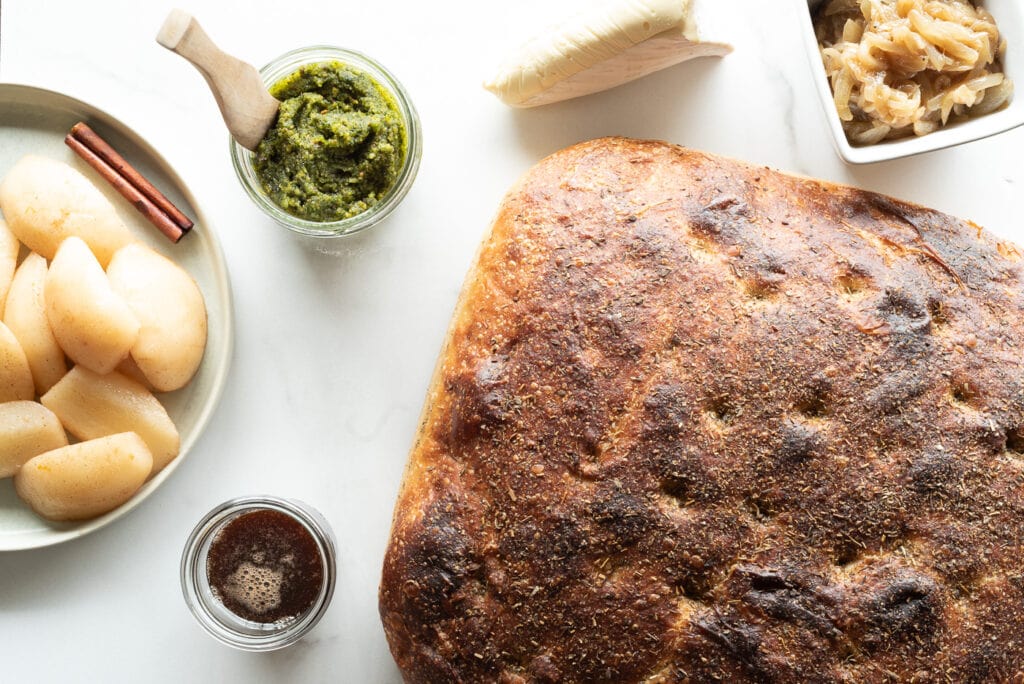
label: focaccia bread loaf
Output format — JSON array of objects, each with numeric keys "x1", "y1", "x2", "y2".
[{"x1": 380, "y1": 138, "x2": 1024, "y2": 682}]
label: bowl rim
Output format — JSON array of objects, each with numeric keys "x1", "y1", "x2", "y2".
[{"x1": 797, "y1": 0, "x2": 1024, "y2": 164}]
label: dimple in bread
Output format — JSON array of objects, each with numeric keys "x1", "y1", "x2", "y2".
[{"x1": 380, "y1": 138, "x2": 1024, "y2": 682}]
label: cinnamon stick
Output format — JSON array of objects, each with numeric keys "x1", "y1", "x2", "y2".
[{"x1": 65, "y1": 122, "x2": 193, "y2": 243}]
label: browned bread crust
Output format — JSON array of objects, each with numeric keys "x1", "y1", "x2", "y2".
[{"x1": 379, "y1": 138, "x2": 1024, "y2": 683}]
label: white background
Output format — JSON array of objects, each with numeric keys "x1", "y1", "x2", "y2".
[{"x1": 0, "y1": 1, "x2": 1021, "y2": 681}]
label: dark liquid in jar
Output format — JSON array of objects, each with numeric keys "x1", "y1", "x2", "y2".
[{"x1": 206, "y1": 508, "x2": 324, "y2": 623}]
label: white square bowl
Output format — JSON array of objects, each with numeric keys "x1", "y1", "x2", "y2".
[{"x1": 798, "y1": 0, "x2": 1024, "y2": 164}]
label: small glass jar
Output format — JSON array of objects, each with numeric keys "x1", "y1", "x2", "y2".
[
  {"x1": 231, "y1": 46, "x2": 422, "y2": 237},
  {"x1": 180, "y1": 496, "x2": 337, "y2": 651}
]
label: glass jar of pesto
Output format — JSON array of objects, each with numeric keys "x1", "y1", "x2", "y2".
[{"x1": 231, "y1": 46, "x2": 422, "y2": 237}]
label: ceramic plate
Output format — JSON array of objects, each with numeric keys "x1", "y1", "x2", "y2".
[{"x1": 0, "y1": 84, "x2": 233, "y2": 550}]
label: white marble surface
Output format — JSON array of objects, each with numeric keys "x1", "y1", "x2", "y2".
[{"x1": 0, "y1": 0, "x2": 1021, "y2": 681}]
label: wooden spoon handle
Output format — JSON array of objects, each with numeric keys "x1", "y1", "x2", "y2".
[{"x1": 157, "y1": 10, "x2": 279, "y2": 151}]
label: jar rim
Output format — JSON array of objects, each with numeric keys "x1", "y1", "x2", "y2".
[
  {"x1": 230, "y1": 45, "x2": 423, "y2": 237},
  {"x1": 180, "y1": 495, "x2": 337, "y2": 651}
]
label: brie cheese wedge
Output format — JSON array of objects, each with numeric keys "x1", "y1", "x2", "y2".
[{"x1": 484, "y1": 0, "x2": 732, "y2": 107}]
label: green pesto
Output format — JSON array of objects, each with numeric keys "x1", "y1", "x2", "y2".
[{"x1": 254, "y1": 61, "x2": 406, "y2": 222}]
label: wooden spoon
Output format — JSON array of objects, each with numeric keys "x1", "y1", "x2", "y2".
[{"x1": 157, "y1": 10, "x2": 280, "y2": 151}]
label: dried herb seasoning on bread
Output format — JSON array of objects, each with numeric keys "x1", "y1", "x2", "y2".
[{"x1": 381, "y1": 138, "x2": 1024, "y2": 682}]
